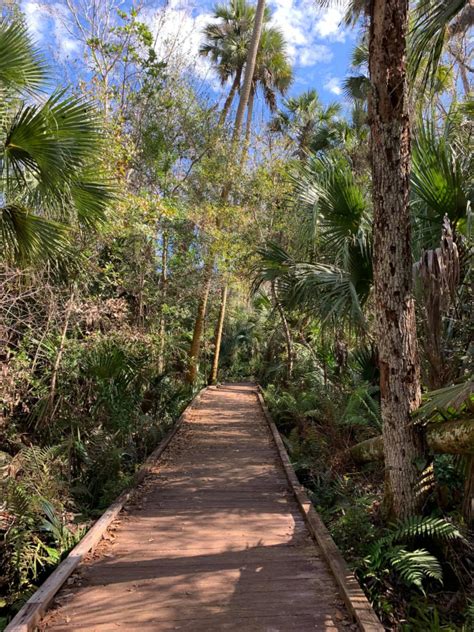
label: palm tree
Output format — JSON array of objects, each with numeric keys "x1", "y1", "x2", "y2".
[
  {"x1": 410, "y1": 0, "x2": 473, "y2": 94},
  {"x1": 0, "y1": 20, "x2": 112, "y2": 264},
  {"x1": 199, "y1": 0, "x2": 270, "y2": 125},
  {"x1": 243, "y1": 26, "x2": 292, "y2": 148},
  {"x1": 207, "y1": 0, "x2": 268, "y2": 386},
  {"x1": 253, "y1": 154, "x2": 373, "y2": 333},
  {"x1": 270, "y1": 90, "x2": 341, "y2": 158}
]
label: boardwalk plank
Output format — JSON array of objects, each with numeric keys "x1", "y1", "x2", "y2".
[{"x1": 40, "y1": 384, "x2": 359, "y2": 631}]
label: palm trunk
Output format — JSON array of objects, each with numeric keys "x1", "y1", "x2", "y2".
[
  {"x1": 369, "y1": 0, "x2": 428, "y2": 519},
  {"x1": 231, "y1": 0, "x2": 266, "y2": 144},
  {"x1": 242, "y1": 87, "x2": 255, "y2": 161},
  {"x1": 186, "y1": 258, "x2": 213, "y2": 385},
  {"x1": 271, "y1": 281, "x2": 293, "y2": 382},
  {"x1": 219, "y1": 69, "x2": 242, "y2": 126},
  {"x1": 208, "y1": 284, "x2": 228, "y2": 385},
  {"x1": 158, "y1": 231, "x2": 168, "y2": 375},
  {"x1": 204, "y1": 3, "x2": 266, "y2": 386}
]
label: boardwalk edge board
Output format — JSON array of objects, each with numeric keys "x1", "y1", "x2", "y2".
[
  {"x1": 255, "y1": 386, "x2": 384, "y2": 632},
  {"x1": 5, "y1": 387, "x2": 210, "y2": 632}
]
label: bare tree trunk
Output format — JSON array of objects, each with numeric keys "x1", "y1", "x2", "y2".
[
  {"x1": 271, "y1": 281, "x2": 293, "y2": 383},
  {"x1": 369, "y1": 0, "x2": 428, "y2": 519},
  {"x1": 186, "y1": 258, "x2": 213, "y2": 385},
  {"x1": 242, "y1": 87, "x2": 255, "y2": 161},
  {"x1": 231, "y1": 0, "x2": 266, "y2": 144},
  {"x1": 219, "y1": 69, "x2": 242, "y2": 126},
  {"x1": 158, "y1": 231, "x2": 168, "y2": 375},
  {"x1": 208, "y1": 284, "x2": 228, "y2": 385},
  {"x1": 46, "y1": 287, "x2": 75, "y2": 424}
]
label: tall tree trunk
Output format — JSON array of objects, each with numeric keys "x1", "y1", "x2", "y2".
[
  {"x1": 158, "y1": 231, "x2": 168, "y2": 375},
  {"x1": 208, "y1": 284, "x2": 228, "y2": 385},
  {"x1": 219, "y1": 69, "x2": 242, "y2": 126},
  {"x1": 206, "y1": 2, "x2": 266, "y2": 383},
  {"x1": 242, "y1": 87, "x2": 255, "y2": 161},
  {"x1": 271, "y1": 281, "x2": 293, "y2": 383},
  {"x1": 186, "y1": 258, "x2": 213, "y2": 385},
  {"x1": 231, "y1": 0, "x2": 266, "y2": 144},
  {"x1": 369, "y1": 0, "x2": 428, "y2": 519}
]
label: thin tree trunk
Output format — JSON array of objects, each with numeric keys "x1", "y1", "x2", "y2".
[
  {"x1": 158, "y1": 231, "x2": 168, "y2": 375},
  {"x1": 45, "y1": 287, "x2": 75, "y2": 423},
  {"x1": 231, "y1": 0, "x2": 266, "y2": 144},
  {"x1": 242, "y1": 87, "x2": 255, "y2": 161},
  {"x1": 219, "y1": 69, "x2": 242, "y2": 126},
  {"x1": 208, "y1": 284, "x2": 228, "y2": 385},
  {"x1": 207, "y1": 2, "x2": 266, "y2": 382},
  {"x1": 186, "y1": 258, "x2": 213, "y2": 385},
  {"x1": 369, "y1": 0, "x2": 428, "y2": 519},
  {"x1": 271, "y1": 281, "x2": 293, "y2": 382}
]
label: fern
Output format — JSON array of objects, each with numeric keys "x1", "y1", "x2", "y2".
[
  {"x1": 362, "y1": 515, "x2": 463, "y2": 595},
  {"x1": 389, "y1": 515, "x2": 463, "y2": 543},
  {"x1": 387, "y1": 547, "x2": 442, "y2": 590}
]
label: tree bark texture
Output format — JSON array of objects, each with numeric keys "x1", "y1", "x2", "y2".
[
  {"x1": 208, "y1": 284, "x2": 228, "y2": 385},
  {"x1": 462, "y1": 455, "x2": 474, "y2": 527},
  {"x1": 369, "y1": 0, "x2": 427, "y2": 518},
  {"x1": 243, "y1": 87, "x2": 255, "y2": 159},
  {"x1": 350, "y1": 418, "x2": 474, "y2": 463}
]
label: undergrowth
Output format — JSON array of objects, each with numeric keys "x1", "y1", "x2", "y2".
[
  {"x1": 1, "y1": 335, "x2": 192, "y2": 628},
  {"x1": 263, "y1": 383, "x2": 473, "y2": 631}
]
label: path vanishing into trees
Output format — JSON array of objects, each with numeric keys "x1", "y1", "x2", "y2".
[{"x1": 40, "y1": 384, "x2": 359, "y2": 631}]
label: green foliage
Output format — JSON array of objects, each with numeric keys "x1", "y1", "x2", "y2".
[
  {"x1": 1, "y1": 453, "x2": 81, "y2": 612},
  {"x1": 1, "y1": 0, "x2": 472, "y2": 628},
  {"x1": 329, "y1": 501, "x2": 377, "y2": 563},
  {"x1": 0, "y1": 21, "x2": 113, "y2": 264},
  {"x1": 360, "y1": 516, "x2": 463, "y2": 595}
]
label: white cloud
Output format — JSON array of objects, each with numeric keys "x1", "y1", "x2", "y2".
[
  {"x1": 22, "y1": 1, "x2": 46, "y2": 41},
  {"x1": 21, "y1": 1, "x2": 80, "y2": 57},
  {"x1": 299, "y1": 45, "x2": 333, "y2": 67},
  {"x1": 268, "y1": 0, "x2": 349, "y2": 67},
  {"x1": 314, "y1": 7, "x2": 347, "y2": 41},
  {"x1": 324, "y1": 76, "x2": 342, "y2": 95},
  {"x1": 143, "y1": 2, "x2": 216, "y2": 82}
]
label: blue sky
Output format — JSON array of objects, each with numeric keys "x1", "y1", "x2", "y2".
[{"x1": 21, "y1": 0, "x2": 360, "y2": 109}]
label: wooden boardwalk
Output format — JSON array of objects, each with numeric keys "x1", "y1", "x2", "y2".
[{"x1": 40, "y1": 384, "x2": 357, "y2": 631}]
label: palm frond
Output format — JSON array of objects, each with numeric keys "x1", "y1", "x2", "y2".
[
  {"x1": 409, "y1": 0, "x2": 469, "y2": 91},
  {"x1": 417, "y1": 379, "x2": 474, "y2": 418},
  {"x1": 0, "y1": 205, "x2": 70, "y2": 263},
  {"x1": 0, "y1": 20, "x2": 48, "y2": 94},
  {"x1": 412, "y1": 121, "x2": 470, "y2": 236}
]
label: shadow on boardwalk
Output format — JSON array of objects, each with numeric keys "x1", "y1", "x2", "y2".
[{"x1": 41, "y1": 384, "x2": 353, "y2": 631}]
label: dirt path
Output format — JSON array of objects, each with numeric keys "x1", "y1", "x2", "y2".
[{"x1": 41, "y1": 384, "x2": 354, "y2": 631}]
